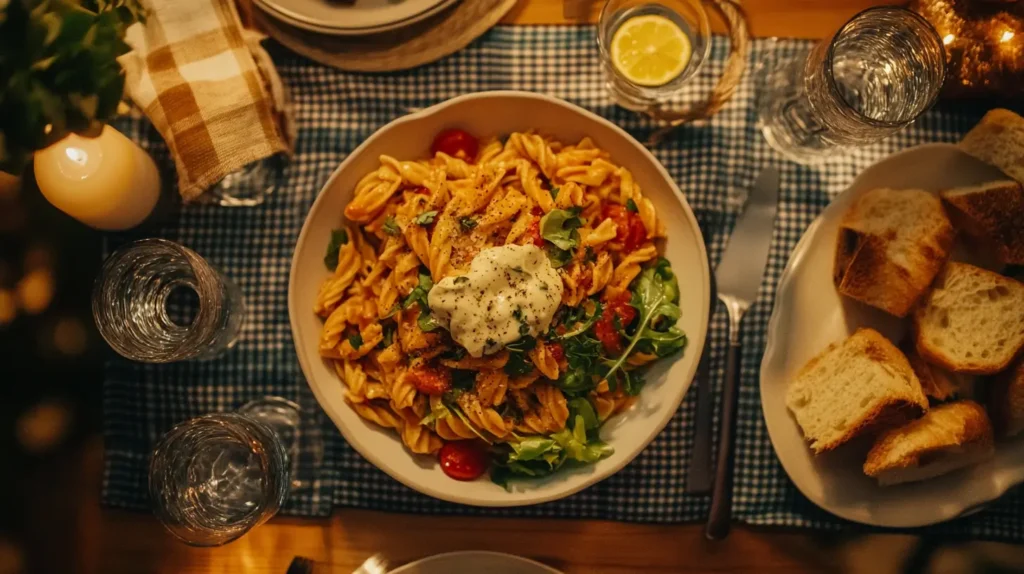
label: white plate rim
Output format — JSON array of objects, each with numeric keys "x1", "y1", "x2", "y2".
[
  {"x1": 759, "y1": 142, "x2": 1024, "y2": 528},
  {"x1": 390, "y1": 551, "x2": 563, "y2": 574},
  {"x1": 252, "y1": 0, "x2": 459, "y2": 36},
  {"x1": 288, "y1": 90, "x2": 711, "y2": 507}
]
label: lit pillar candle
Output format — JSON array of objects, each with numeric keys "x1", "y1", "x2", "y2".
[{"x1": 33, "y1": 125, "x2": 161, "y2": 231}]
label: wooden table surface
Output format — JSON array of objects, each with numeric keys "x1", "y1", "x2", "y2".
[{"x1": 78, "y1": 1, "x2": 953, "y2": 573}]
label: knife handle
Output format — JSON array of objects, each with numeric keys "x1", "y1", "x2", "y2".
[{"x1": 706, "y1": 338, "x2": 742, "y2": 540}]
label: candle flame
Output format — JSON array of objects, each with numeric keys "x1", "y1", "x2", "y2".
[
  {"x1": 1001, "y1": 30, "x2": 1015, "y2": 43},
  {"x1": 943, "y1": 34, "x2": 955, "y2": 46}
]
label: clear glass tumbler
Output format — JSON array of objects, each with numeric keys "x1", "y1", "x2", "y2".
[
  {"x1": 757, "y1": 6, "x2": 946, "y2": 164},
  {"x1": 148, "y1": 410, "x2": 291, "y2": 547},
  {"x1": 597, "y1": 0, "x2": 711, "y2": 111},
  {"x1": 92, "y1": 238, "x2": 245, "y2": 363}
]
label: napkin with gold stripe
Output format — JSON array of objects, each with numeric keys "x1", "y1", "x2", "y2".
[{"x1": 119, "y1": 0, "x2": 292, "y2": 201}]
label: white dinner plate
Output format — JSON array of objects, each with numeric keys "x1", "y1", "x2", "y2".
[
  {"x1": 391, "y1": 551, "x2": 562, "y2": 574},
  {"x1": 253, "y1": 0, "x2": 458, "y2": 36},
  {"x1": 760, "y1": 143, "x2": 1024, "y2": 528},
  {"x1": 289, "y1": 91, "x2": 711, "y2": 506}
]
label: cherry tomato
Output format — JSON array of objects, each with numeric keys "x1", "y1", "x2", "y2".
[
  {"x1": 439, "y1": 441, "x2": 490, "y2": 481},
  {"x1": 548, "y1": 341, "x2": 565, "y2": 362},
  {"x1": 431, "y1": 128, "x2": 479, "y2": 162},
  {"x1": 524, "y1": 218, "x2": 544, "y2": 247},
  {"x1": 602, "y1": 203, "x2": 631, "y2": 244},
  {"x1": 407, "y1": 365, "x2": 451, "y2": 395},
  {"x1": 593, "y1": 292, "x2": 637, "y2": 354},
  {"x1": 624, "y1": 214, "x2": 648, "y2": 252}
]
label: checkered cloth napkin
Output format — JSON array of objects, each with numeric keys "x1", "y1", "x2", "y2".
[
  {"x1": 119, "y1": 0, "x2": 292, "y2": 201},
  {"x1": 103, "y1": 28, "x2": 1024, "y2": 541}
]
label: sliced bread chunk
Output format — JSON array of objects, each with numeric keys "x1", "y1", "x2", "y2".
[
  {"x1": 863, "y1": 400, "x2": 994, "y2": 486},
  {"x1": 914, "y1": 262, "x2": 1024, "y2": 375},
  {"x1": 834, "y1": 188, "x2": 955, "y2": 317},
  {"x1": 902, "y1": 341, "x2": 969, "y2": 402},
  {"x1": 987, "y1": 357, "x2": 1024, "y2": 438},
  {"x1": 786, "y1": 328, "x2": 928, "y2": 454},
  {"x1": 941, "y1": 180, "x2": 1024, "y2": 265},
  {"x1": 959, "y1": 108, "x2": 1024, "y2": 185}
]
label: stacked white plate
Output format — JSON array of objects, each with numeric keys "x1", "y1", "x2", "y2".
[{"x1": 253, "y1": 0, "x2": 461, "y2": 36}]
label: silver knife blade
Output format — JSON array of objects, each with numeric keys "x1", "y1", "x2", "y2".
[{"x1": 715, "y1": 168, "x2": 780, "y2": 304}]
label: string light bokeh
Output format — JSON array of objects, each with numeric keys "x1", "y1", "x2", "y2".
[{"x1": 911, "y1": 0, "x2": 1024, "y2": 99}]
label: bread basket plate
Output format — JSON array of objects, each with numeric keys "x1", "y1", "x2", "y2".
[
  {"x1": 288, "y1": 91, "x2": 711, "y2": 506},
  {"x1": 760, "y1": 143, "x2": 1024, "y2": 528}
]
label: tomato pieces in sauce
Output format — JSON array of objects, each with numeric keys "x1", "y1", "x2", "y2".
[
  {"x1": 430, "y1": 128, "x2": 479, "y2": 162},
  {"x1": 602, "y1": 203, "x2": 648, "y2": 253},
  {"x1": 407, "y1": 365, "x2": 451, "y2": 395},
  {"x1": 593, "y1": 291, "x2": 637, "y2": 354},
  {"x1": 439, "y1": 441, "x2": 490, "y2": 481}
]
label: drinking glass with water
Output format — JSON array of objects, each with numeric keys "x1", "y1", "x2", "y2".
[
  {"x1": 598, "y1": 0, "x2": 711, "y2": 111},
  {"x1": 148, "y1": 407, "x2": 293, "y2": 547},
  {"x1": 757, "y1": 7, "x2": 946, "y2": 164},
  {"x1": 92, "y1": 238, "x2": 245, "y2": 363}
]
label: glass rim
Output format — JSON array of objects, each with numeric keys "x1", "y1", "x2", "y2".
[
  {"x1": 824, "y1": 5, "x2": 947, "y2": 129},
  {"x1": 595, "y1": 0, "x2": 713, "y2": 80},
  {"x1": 92, "y1": 238, "x2": 224, "y2": 362}
]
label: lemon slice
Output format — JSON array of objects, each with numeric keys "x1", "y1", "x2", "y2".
[{"x1": 610, "y1": 14, "x2": 692, "y2": 87}]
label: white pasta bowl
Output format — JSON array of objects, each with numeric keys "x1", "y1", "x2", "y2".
[{"x1": 289, "y1": 91, "x2": 710, "y2": 506}]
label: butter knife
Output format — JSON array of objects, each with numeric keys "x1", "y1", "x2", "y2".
[{"x1": 705, "y1": 168, "x2": 779, "y2": 540}]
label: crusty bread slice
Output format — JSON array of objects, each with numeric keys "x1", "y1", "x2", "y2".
[
  {"x1": 914, "y1": 262, "x2": 1024, "y2": 375},
  {"x1": 786, "y1": 328, "x2": 929, "y2": 454},
  {"x1": 959, "y1": 108, "x2": 1024, "y2": 185},
  {"x1": 941, "y1": 181, "x2": 1024, "y2": 266},
  {"x1": 834, "y1": 188, "x2": 955, "y2": 318},
  {"x1": 987, "y1": 357, "x2": 1024, "y2": 438},
  {"x1": 902, "y1": 341, "x2": 961, "y2": 402},
  {"x1": 863, "y1": 400, "x2": 994, "y2": 486}
]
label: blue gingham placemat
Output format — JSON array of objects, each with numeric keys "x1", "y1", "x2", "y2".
[{"x1": 103, "y1": 27, "x2": 1024, "y2": 540}]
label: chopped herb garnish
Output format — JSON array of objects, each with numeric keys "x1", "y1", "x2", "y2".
[
  {"x1": 460, "y1": 217, "x2": 478, "y2": 231},
  {"x1": 414, "y1": 210, "x2": 438, "y2": 226},
  {"x1": 549, "y1": 185, "x2": 560, "y2": 200},
  {"x1": 323, "y1": 229, "x2": 349, "y2": 270},
  {"x1": 626, "y1": 198, "x2": 639, "y2": 213},
  {"x1": 382, "y1": 216, "x2": 401, "y2": 236},
  {"x1": 454, "y1": 276, "x2": 470, "y2": 284},
  {"x1": 348, "y1": 333, "x2": 363, "y2": 349}
]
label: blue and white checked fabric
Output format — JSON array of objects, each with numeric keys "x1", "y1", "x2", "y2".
[{"x1": 103, "y1": 27, "x2": 1024, "y2": 540}]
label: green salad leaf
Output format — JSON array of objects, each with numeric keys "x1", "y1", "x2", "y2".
[
  {"x1": 491, "y1": 415, "x2": 613, "y2": 489},
  {"x1": 503, "y1": 336, "x2": 537, "y2": 377},
  {"x1": 540, "y1": 207, "x2": 583, "y2": 251},
  {"x1": 323, "y1": 229, "x2": 349, "y2": 270}
]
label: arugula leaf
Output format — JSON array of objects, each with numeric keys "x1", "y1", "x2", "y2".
[
  {"x1": 414, "y1": 210, "x2": 438, "y2": 226},
  {"x1": 554, "y1": 300, "x2": 603, "y2": 340},
  {"x1": 382, "y1": 216, "x2": 401, "y2": 236},
  {"x1": 634, "y1": 326, "x2": 687, "y2": 358},
  {"x1": 556, "y1": 333, "x2": 603, "y2": 395},
  {"x1": 418, "y1": 312, "x2": 440, "y2": 332},
  {"x1": 503, "y1": 336, "x2": 537, "y2": 377},
  {"x1": 323, "y1": 229, "x2": 349, "y2": 270},
  {"x1": 347, "y1": 333, "x2": 363, "y2": 349},
  {"x1": 460, "y1": 217, "x2": 478, "y2": 231},
  {"x1": 626, "y1": 198, "x2": 639, "y2": 213},
  {"x1": 539, "y1": 207, "x2": 584, "y2": 251},
  {"x1": 601, "y1": 258, "x2": 685, "y2": 390}
]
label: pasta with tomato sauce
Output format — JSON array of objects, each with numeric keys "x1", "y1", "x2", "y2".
[{"x1": 315, "y1": 128, "x2": 687, "y2": 487}]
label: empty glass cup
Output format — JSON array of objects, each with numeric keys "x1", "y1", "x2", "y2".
[
  {"x1": 148, "y1": 403, "x2": 295, "y2": 547},
  {"x1": 597, "y1": 0, "x2": 711, "y2": 111},
  {"x1": 757, "y1": 6, "x2": 946, "y2": 164},
  {"x1": 92, "y1": 238, "x2": 245, "y2": 362}
]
